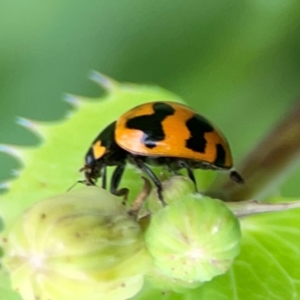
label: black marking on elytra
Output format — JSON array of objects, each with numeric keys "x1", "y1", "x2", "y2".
[
  {"x1": 214, "y1": 143, "x2": 226, "y2": 167},
  {"x1": 185, "y1": 114, "x2": 214, "y2": 153},
  {"x1": 126, "y1": 102, "x2": 175, "y2": 149}
]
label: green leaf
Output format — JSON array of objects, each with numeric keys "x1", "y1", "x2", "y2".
[
  {"x1": 1, "y1": 74, "x2": 300, "y2": 300},
  {"x1": 0, "y1": 73, "x2": 182, "y2": 230},
  {"x1": 235, "y1": 208, "x2": 300, "y2": 299},
  {"x1": 0, "y1": 74, "x2": 182, "y2": 300}
]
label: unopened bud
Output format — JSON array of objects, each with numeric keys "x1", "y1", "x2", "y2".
[
  {"x1": 147, "y1": 176, "x2": 195, "y2": 211},
  {"x1": 145, "y1": 190, "x2": 241, "y2": 287},
  {"x1": 2, "y1": 187, "x2": 151, "y2": 300}
]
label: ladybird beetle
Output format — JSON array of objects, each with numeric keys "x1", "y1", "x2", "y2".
[{"x1": 81, "y1": 101, "x2": 243, "y2": 205}]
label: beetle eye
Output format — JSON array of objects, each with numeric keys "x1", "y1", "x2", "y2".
[{"x1": 85, "y1": 154, "x2": 94, "y2": 166}]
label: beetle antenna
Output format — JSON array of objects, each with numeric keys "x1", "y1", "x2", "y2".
[{"x1": 66, "y1": 180, "x2": 86, "y2": 192}]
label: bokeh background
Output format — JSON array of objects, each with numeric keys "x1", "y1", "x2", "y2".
[{"x1": 1, "y1": 0, "x2": 300, "y2": 196}]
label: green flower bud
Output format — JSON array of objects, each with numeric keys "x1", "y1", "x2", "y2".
[
  {"x1": 147, "y1": 176, "x2": 195, "y2": 211},
  {"x1": 145, "y1": 187, "x2": 241, "y2": 287},
  {"x1": 2, "y1": 187, "x2": 151, "y2": 300},
  {"x1": 146, "y1": 268, "x2": 203, "y2": 294}
]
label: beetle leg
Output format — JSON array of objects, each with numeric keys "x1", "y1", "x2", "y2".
[
  {"x1": 128, "y1": 176, "x2": 151, "y2": 218},
  {"x1": 178, "y1": 160, "x2": 198, "y2": 193},
  {"x1": 110, "y1": 164, "x2": 127, "y2": 196},
  {"x1": 111, "y1": 164, "x2": 129, "y2": 205},
  {"x1": 114, "y1": 188, "x2": 129, "y2": 205},
  {"x1": 134, "y1": 159, "x2": 166, "y2": 206},
  {"x1": 101, "y1": 165, "x2": 107, "y2": 189}
]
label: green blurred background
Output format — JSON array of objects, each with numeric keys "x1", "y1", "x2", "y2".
[{"x1": 1, "y1": 0, "x2": 300, "y2": 196}]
